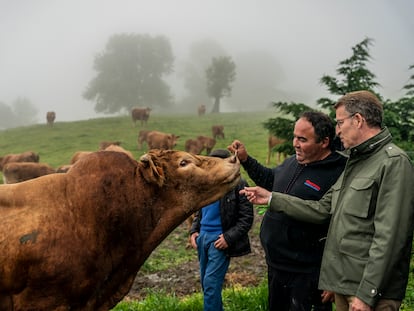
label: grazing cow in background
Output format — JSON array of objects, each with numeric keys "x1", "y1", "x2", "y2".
[
  {"x1": 212, "y1": 125, "x2": 225, "y2": 139},
  {"x1": 0, "y1": 150, "x2": 241, "y2": 310},
  {"x1": 103, "y1": 145, "x2": 134, "y2": 159},
  {"x1": 70, "y1": 151, "x2": 93, "y2": 164},
  {"x1": 137, "y1": 129, "x2": 151, "y2": 150},
  {"x1": 267, "y1": 135, "x2": 287, "y2": 165},
  {"x1": 198, "y1": 104, "x2": 206, "y2": 116},
  {"x1": 99, "y1": 141, "x2": 121, "y2": 150},
  {"x1": 196, "y1": 135, "x2": 216, "y2": 155},
  {"x1": 55, "y1": 164, "x2": 73, "y2": 173},
  {"x1": 185, "y1": 138, "x2": 204, "y2": 155},
  {"x1": 0, "y1": 151, "x2": 39, "y2": 171},
  {"x1": 70, "y1": 145, "x2": 133, "y2": 166},
  {"x1": 46, "y1": 111, "x2": 56, "y2": 126},
  {"x1": 131, "y1": 107, "x2": 152, "y2": 127},
  {"x1": 2, "y1": 162, "x2": 56, "y2": 184},
  {"x1": 146, "y1": 130, "x2": 180, "y2": 150}
]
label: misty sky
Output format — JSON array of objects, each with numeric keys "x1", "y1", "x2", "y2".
[{"x1": 1, "y1": 0, "x2": 413, "y2": 122}]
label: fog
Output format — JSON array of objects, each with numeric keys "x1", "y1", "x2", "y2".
[{"x1": 1, "y1": 0, "x2": 413, "y2": 123}]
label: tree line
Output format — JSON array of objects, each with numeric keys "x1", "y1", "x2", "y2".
[
  {"x1": 82, "y1": 34, "x2": 236, "y2": 115},
  {"x1": 264, "y1": 38, "x2": 414, "y2": 154},
  {"x1": 1, "y1": 35, "x2": 412, "y2": 148}
]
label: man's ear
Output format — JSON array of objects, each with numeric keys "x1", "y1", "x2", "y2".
[
  {"x1": 321, "y1": 137, "x2": 330, "y2": 149},
  {"x1": 353, "y1": 113, "x2": 365, "y2": 128}
]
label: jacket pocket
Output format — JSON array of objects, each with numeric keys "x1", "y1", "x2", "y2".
[
  {"x1": 340, "y1": 236, "x2": 370, "y2": 260},
  {"x1": 338, "y1": 237, "x2": 368, "y2": 283},
  {"x1": 343, "y1": 178, "x2": 376, "y2": 218}
]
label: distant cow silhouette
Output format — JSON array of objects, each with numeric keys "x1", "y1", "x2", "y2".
[
  {"x1": 198, "y1": 104, "x2": 206, "y2": 116},
  {"x1": 131, "y1": 107, "x2": 151, "y2": 127},
  {"x1": 212, "y1": 125, "x2": 224, "y2": 139},
  {"x1": 46, "y1": 111, "x2": 56, "y2": 126},
  {"x1": 267, "y1": 135, "x2": 286, "y2": 165}
]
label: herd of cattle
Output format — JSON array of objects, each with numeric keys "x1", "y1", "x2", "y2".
[
  {"x1": 0, "y1": 108, "x2": 286, "y2": 185},
  {"x1": 0, "y1": 143, "x2": 135, "y2": 184},
  {"x1": 0, "y1": 108, "x2": 228, "y2": 185}
]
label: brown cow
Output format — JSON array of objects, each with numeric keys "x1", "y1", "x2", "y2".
[
  {"x1": 46, "y1": 111, "x2": 56, "y2": 126},
  {"x1": 70, "y1": 151, "x2": 93, "y2": 164},
  {"x1": 185, "y1": 138, "x2": 204, "y2": 155},
  {"x1": 267, "y1": 135, "x2": 287, "y2": 165},
  {"x1": 131, "y1": 107, "x2": 151, "y2": 127},
  {"x1": 198, "y1": 104, "x2": 206, "y2": 116},
  {"x1": 146, "y1": 130, "x2": 180, "y2": 150},
  {"x1": 104, "y1": 145, "x2": 134, "y2": 159},
  {"x1": 2, "y1": 162, "x2": 56, "y2": 184},
  {"x1": 55, "y1": 164, "x2": 73, "y2": 173},
  {"x1": 137, "y1": 129, "x2": 151, "y2": 150},
  {"x1": 196, "y1": 136, "x2": 216, "y2": 155},
  {"x1": 99, "y1": 141, "x2": 121, "y2": 150},
  {"x1": 212, "y1": 125, "x2": 225, "y2": 139},
  {"x1": 0, "y1": 150, "x2": 240, "y2": 310},
  {"x1": 0, "y1": 151, "x2": 39, "y2": 171}
]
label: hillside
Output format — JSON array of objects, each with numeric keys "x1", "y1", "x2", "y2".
[{"x1": 0, "y1": 110, "x2": 278, "y2": 183}]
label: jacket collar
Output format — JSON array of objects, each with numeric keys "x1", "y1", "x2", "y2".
[{"x1": 348, "y1": 127, "x2": 392, "y2": 158}]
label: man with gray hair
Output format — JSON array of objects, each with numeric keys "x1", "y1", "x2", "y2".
[{"x1": 241, "y1": 90, "x2": 414, "y2": 311}]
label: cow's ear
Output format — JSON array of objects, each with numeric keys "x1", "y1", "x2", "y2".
[{"x1": 138, "y1": 154, "x2": 165, "y2": 187}]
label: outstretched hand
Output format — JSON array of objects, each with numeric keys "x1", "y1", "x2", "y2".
[{"x1": 239, "y1": 186, "x2": 272, "y2": 205}]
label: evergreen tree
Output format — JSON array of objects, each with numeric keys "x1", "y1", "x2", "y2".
[
  {"x1": 383, "y1": 64, "x2": 414, "y2": 143},
  {"x1": 317, "y1": 37, "x2": 380, "y2": 117}
]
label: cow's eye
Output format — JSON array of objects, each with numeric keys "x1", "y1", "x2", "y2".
[{"x1": 179, "y1": 160, "x2": 187, "y2": 167}]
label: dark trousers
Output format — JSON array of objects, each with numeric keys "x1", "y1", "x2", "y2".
[{"x1": 267, "y1": 266, "x2": 332, "y2": 311}]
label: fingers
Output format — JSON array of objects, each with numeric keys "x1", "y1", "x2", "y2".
[
  {"x1": 190, "y1": 233, "x2": 198, "y2": 249},
  {"x1": 240, "y1": 186, "x2": 271, "y2": 205},
  {"x1": 228, "y1": 140, "x2": 242, "y2": 152},
  {"x1": 228, "y1": 140, "x2": 249, "y2": 162},
  {"x1": 214, "y1": 234, "x2": 228, "y2": 250}
]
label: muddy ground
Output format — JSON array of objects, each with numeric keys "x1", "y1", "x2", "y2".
[{"x1": 125, "y1": 211, "x2": 267, "y2": 301}]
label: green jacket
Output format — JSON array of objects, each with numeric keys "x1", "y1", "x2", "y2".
[{"x1": 269, "y1": 127, "x2": 414, "y2": 306}]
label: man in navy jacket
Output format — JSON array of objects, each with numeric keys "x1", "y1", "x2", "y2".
[{"x1": 229, "y1": 111, "x2": 347, "y2": 311}]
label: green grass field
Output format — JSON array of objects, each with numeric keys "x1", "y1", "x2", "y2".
[{"x1": 0, "y1": 110, "x2": 276, "y2": 184}]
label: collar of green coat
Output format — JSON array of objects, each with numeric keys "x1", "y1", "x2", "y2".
[{"x1": 348, "y1": 127, "x2": 392, "y2": 157}]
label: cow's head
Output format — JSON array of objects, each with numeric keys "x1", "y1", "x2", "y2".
[{"x1": 138, "y1": 150, "x2": 240, "y2": 193}]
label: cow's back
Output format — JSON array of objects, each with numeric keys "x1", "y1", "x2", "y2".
[
  {"x1": 0, "y1": 151, "x2": 39, "y2": 171},
  {"x1": 3, "y1": 162, "x2": 55, "y2": 184}
]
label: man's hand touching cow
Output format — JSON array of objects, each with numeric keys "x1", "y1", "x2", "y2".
[{"x1": 227, "y1": 140, "x2": 248, "y2": 162}]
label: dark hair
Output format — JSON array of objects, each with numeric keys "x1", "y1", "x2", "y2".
[
  {"x1": 299, "y1": 111, "x2": 336, "y2": 151},
  {"x1": 334, "y1": 90, "x2": 383, "y2": 128}
]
